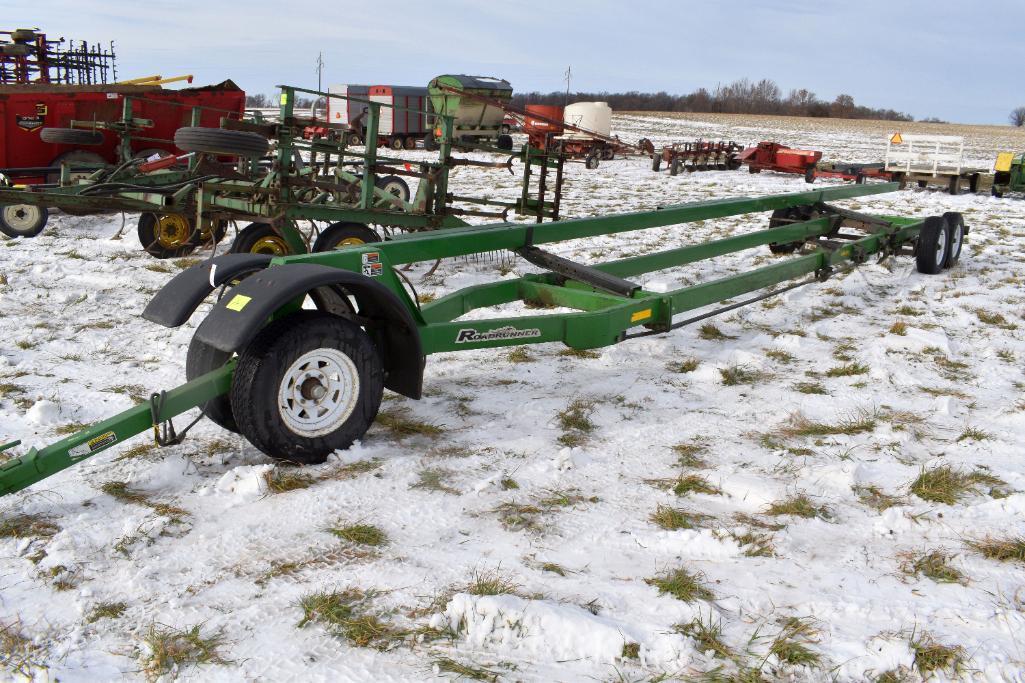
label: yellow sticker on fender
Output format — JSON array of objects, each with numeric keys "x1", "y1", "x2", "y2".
[
  {"x1": 631, "y1": 309, "x2": 652, "y2": 323},
  {"x1": 226, "y1": 294, "x2": 252, "y2": 312}
]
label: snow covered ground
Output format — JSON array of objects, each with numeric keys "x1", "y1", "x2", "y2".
[{"x1": 2, "y1": 114, "x2": 1024, "y2": 682}]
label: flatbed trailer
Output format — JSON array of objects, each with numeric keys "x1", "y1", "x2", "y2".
[
  {"x1": 0, "y1": 182, "x2": 968, "y2": 499},
  {"x1": 884, "y1": 133, "x2": 984, "y2": 195}
]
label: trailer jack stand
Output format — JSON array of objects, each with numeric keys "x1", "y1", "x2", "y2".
[{"x1": 149, "y1": 391, "x2": 202, "y2": 447}]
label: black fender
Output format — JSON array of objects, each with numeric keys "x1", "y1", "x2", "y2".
[
  {"x1": 192, "y1": 263, "x2": 424, "y2": 400},
  {"x1": 142, "y1": 253, "x2": 274, "y2": 327}
]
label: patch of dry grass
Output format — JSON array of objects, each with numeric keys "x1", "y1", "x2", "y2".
[
  {"x1": 966, "y1": 536, "x2": 1025, "y2": 564},
  {"x1": 765, "y1": 494, "x2": 830, "y2": 519},
  {"x1": 645, "y1": 567, "x2": 714, "y2": 602},
  {"x1": 140, "y1": 623, "x2": 228, "y2": 680}
]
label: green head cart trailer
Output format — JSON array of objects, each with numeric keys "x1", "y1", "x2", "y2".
[
  {"x1": 0, "y1": 183, "x2": 968, "y2": 498},
  {"x1": 427, "y1": 75, "x2": 513, "y2": 150}
]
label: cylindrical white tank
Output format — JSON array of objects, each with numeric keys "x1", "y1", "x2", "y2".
[{"x1": 562, "y1": 102, "x2": 612, "y2": 139}]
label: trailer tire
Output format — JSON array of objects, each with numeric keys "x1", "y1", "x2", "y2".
[
  {"x1": 230, "y1": 223, "x2": 293, "y2": 256},
  {"x1": 766, "y1": 207, "x2": 804, "y2": 254},
  {"x1": 423, "y1": 134, "x2": 438, "y2": 152},
  {"x1": 0, "y1": 205, "x2": 49, "y2": 238},
  {"x1": 942, "y1": 212, "x2": 964, "y2": 268},
  {"x1": 375, "y1": 175, "x2": 410, "y2": 203},
  {"x1": 403, "y1": 136, "x2": 417, "y2": 150},
  {"x1": 917, "y1": 180, "x2": 928, "y2": 189},
  {"x1": 601, "y1": 147, "x2": 614, "y2": 161},
  {"x1": 804, "y1": 166, "x2": 816, "y2": 184},
  {"x1": 138, "y1": 213, "x2": 199, "y2": 259},
  {"x1": 948, "y1": 176, "x2": 960, "y2": 195},
  {"x1": 390, "y1": 136, "x2": 405, "y2": 151},
  {"x1": 40, "y1": 127, "x2": 104, "y2": 146},
  {"x1": 992, "y1": 187, "x2": 1004, "y2": 198},
  {"x1": 174, "y1": 127, "x2": 269, "y2": 158},
  {"x1": 651, "y1": 156, "x2": 661, "y2": 172},
  {"x1": 915, "y1": 216, "x2": 949, "y2": 275},
  {"x1": 312, "y1": 222, "x2": 382, "y2": 252},
  {"x1": 347, "y1": 133, "x2": 363, "y2": 146},
  {"x1": 230, "y1": 311, "x2": 384, "y2": 464},
  {"x1": 186, "y1": 336, "x2": 239, "y2": 433},
  {"x1": 670, "y1": 158, "x2": 682, "y2": 176},
  {"x1": 969, "y1": 173, "x2": 980, "y2": 194},
  {"x1": 497, "y1": 134, "x2": 514, "y2": 151},
  {"x1": 585, "y1": 153, "x2": 600, "y2": 170}
]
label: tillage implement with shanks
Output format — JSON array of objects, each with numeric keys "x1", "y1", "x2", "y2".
[
  {"x1": 0, "y1": 183, "x2": 968, "y2": 498},
  {"x1": 0, "y1": 85, "x2": 565, "y2": 257}
]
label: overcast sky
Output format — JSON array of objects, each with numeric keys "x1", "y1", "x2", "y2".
[{"x1": 7, "y1": 0, "x2": 1021, "y2": 124}]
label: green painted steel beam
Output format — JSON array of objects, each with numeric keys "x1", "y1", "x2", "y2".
[
  {"x1": 292, "y1": 184, "x2": 898, "y2": 267},
  {"x1": 597, "y1": 217, "x2": 833, "y2": 278},
  {"x1": 0, "y1": 364, "x2": 233, "y2": 497}
]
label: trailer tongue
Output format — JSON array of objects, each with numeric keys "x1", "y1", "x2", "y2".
[{"x1": 0, "y1": 182, "x2": 967, "y2": 498}]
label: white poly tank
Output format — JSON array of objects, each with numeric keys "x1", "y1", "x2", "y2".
[{"x1": 562, "y1": 102, "x2": 612, "y2": 139}]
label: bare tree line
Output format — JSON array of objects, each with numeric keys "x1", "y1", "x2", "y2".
[{"x1": 513, "y1": 78, "x2": 915, "y2": 121}]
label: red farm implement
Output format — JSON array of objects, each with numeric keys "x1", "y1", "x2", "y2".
[
  {"x1": 651, "y1": 141, "x2": 744, "y2": 175},
  {"x1": 738, "y1": 141, "x2": 822, "y2": 183},
  {"x1": 0, "y1": 81, "x2": 246, "y2": 185}
]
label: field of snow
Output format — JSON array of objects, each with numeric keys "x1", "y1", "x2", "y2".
[{"x1": 2, "y1": 113, "x2": 1024, "y2": 682}]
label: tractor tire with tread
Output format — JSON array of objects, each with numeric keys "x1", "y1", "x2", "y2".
[
  {"x1": 174, "y1": 127, "x2": 269, "y2": 157},
  {"x1": 230, "y1": 311, "x2": 385, "y2": 464},
  {"x1": 40, "y1": 128, "x2": 104, "y2": 146}
]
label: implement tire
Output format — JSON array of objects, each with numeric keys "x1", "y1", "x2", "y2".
[
  {"x1": 312, "y1": 222, "x2": 381, "y2": 252},
  {"x1": 0, "y1": 205, "x2": 49, "y2": 238},
  {"x1": 138, "y1": 213, "x2": 198, "y2": 259},
  {"x1": 174, "y1": 127, "x2": 269, "y2": 157},
  {"x1": 230, "y1": 311, "x2": 384, "y2": 464},
  {"x1": 40, "y1": 127, "x2": 104, "y2": 146},
  {"x1": 374, "y1": 175, "x2": 410, "y2": 203},
  {"x1": 230, "y1": 223, "x2": 293, "y2": 256}
]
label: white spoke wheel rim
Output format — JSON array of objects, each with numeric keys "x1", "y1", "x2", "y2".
[
  {"x1": 381, "y1": 182, "x2": 406, "y2": 200},
  {"x1": 934, "y1": 227, "x2": 948, "y2": 268},
  {"x1": 277, "y1": 348, "x2": 360, "y2": 437},
  {"x1": 950, "y1": 223, "x2": 963, "y2": 258},
  {"x1": 3, "y1": 205, "x2": 41, "y2": 232}
]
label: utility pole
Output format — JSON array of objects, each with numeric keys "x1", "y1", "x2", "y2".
[
  {"x1": 564, "y1": 65, "x2": 571, "y2": 106},
  {"x1": 315, "y1": 51, "x2": 325, "y2": 120}
]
